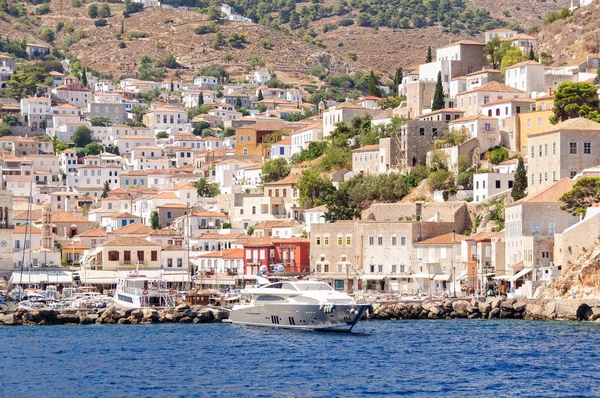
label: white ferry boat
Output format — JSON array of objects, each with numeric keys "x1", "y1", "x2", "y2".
[
  {"x1": 229, "y1": 280, "x2": 371, "y2": 332},
  {"x1": 113, "y1": 274, "x2": 178, "y2": 309}
]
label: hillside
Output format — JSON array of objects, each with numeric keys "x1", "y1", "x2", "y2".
[
  {"x1": 542, "y1": 244, "x2": 600, "y2": 299},
  {"x1": 537, "y1": 2, "x2": 600, "y2": 66},
  {"x1": 0, "y1": 0, "x2": 577, "y2": 79}
]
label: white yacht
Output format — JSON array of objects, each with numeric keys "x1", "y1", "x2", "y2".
[
  {"x1": 113, "y1": 274, "x2": 178, "y2": 309},
  {"x1": 229, "y1": 280, "x2": 371, "y2": 331}
]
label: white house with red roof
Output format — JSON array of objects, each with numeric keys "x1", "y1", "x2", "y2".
[{"x1": 270, "y1": 137, "x2": 292, "y2": 160}]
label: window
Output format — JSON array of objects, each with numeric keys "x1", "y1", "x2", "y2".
[
  {"x1": 538, "y1": 117, "x2": 542, "y2": 127},
  {"x1": 108, "y1": 251, "x2": 119, "y2": 261},
  {"x1": 552, "y1": 172, "x2": 556, "y2": 182},
  {"x1": 570, "y1": 171, "x2": 577, "y2": 178},
  {"x1": 391, "y1": 236, "x2": 397, "y2": 246},
  {"x1": 584, "y1": 142, "x2": 591, "y2": 154},
  {"x1": 419, "y1": 128, "x2": 425, "y2": 136},
  {"x1": 539, "y1": 145, "x2": 542, "y2": 157},
  {"x1": 377, "y1": 235, "x2": 383, "y2": 246},
  {"x1": 369, "y1": 236, "x2": 374, "y2": 246},
  {"x1": 530, "y1": 221, "x2": 541, "y2": 235},
  {"x1": 324, "y1": 236, "x2": 329, "y2": 245},
  {"x1": 544, "y1": 144, "x2": 548, "y2": 156},
  {"x1": 548, "y1": 221, "x2": 557, "y2": 236},
  {"x1": 346, "y1": 236, "x2": 351, "y2": 246},
  {"x1": 392, "y1": 265, "x2": 397, "y2": 274},
  {"x1": 400, "y1": 237, "x2": 406, "y2": 246},
  {"x1": 240, "y1": 136, "x2": 244, "y2": 142},
  {"x1": 400, "y1": 264, "x2": 405, "y2": 273},
  {"x1": 151, "y1": 251, "x2": 158, "y2": 261},
  {"x1": 484, "y1": 123, "x2": 491, "y2": 132},
  {"x1": 167, "y1": 258, "x2": 173, "y2": 267},
  {"x1": 552, "y1": 142, "x2": 556, "y2": 155},
  {"x1": 531, "y1": 146, "x2": 534, "y2": 158},
  {"x1": 527, "y1": 119, "x2": 531, "y2": 128},
  {"x1": 417, "y1": 248, "x2": 423, "y2": 259},
  {"x1": 177, "y1": 258, "x2": 183, "y2": 267},
  {"x1": 378, "y1": 265, "x2": 383, "y2": 273},
  {"x1": 337, "y1": 236, "x2": 343, "y2": 246},
  {"x1": 440, "y1": 247, "x2": 447, "y2": 259},
  {"x1": 570, "y1": 142, "x2": 577, "y2": 154},
  {"x1": 370, "y1": 264, "x2": 375, "y2": 273},
  {"x1": 495, "y1": 180, "x2": 501, "y2": 189}
]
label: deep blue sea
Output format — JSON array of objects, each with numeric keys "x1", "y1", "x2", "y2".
[{"x1": 1, "y1": 320, "x2": 599, "y2": 397}]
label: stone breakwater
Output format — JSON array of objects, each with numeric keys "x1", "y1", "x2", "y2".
[
  {"x1": 369, "y1": 297, "x2": 600, "y2": 322},
  {"x1": 0, "y1": 304, "x2": 230, "y2": 326}
]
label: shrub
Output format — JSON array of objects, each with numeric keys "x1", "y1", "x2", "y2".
[
  {"x1": 195, "y1": 24, "x2": 217, "y2": 35},
  {"x1": 39, "y1": 27, "x2": 55, "y2": 43},
  {"x1": 428, "y1": 169, "x2": 454, "y2": 190},
  {"x1": 118, "y1": 41, "x2": 126, "y2": 48},
  {"x1": 128, "y1": 31, "x2": 148, "y2": 39},
  {"x1": 486, "y1": 146, "x2": 509, "y2": 164},
  {"x1": 94, "y1": 19, "x2": 108, "y2": 27},
  {"x1": 347, "y1": 50, "x2": 357, "y2": 61},
  {"x1": 35, "y1": 4, "x2": 50, "y2": 15},
  {"x1": 338, "y1": 18, "x2": 354, "y2": 27}
]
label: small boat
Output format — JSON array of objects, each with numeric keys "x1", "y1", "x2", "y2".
[
  {"x1": 113, "y1": 274, "x2": 178, "y2": 309},
  {"x1": 229, "y1": 279, "x2": 371, "y2": 332}
]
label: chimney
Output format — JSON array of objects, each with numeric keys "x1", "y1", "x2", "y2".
[{"x1": 452, "y1": 230, "x2": 456, "y2": 244}]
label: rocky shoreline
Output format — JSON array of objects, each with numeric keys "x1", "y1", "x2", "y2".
[
  {"x1": 0, "y1": 304, "x2": 230, "y2": 326},
  {"x1": 369, "y1": 297, "x2": 600, "y2": 322}
]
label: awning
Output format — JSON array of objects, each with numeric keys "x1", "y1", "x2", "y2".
[
  {"x1": 10, "y1": 270, "x2": 73, "y2": 285},
  {"x1": 455, "y1": 272, "x2": 468, "y2": 281},
  {"x1": 160, "y1": 272, "x2": 191, "y2": 283},
  {"x1": 509, "y1": 268, "x2": 533, "y2": 282},
  {"x1": 410, "y1": 273, "x2": 432, "y2": 279},
  {"x1": 493, "y1": 275, "x2": 511, "y2": 281},
  {"x1": 433, "y1": 274, "x2": 451, "y2": 281},
  {"x1": 194, "y1": 277, "x2": 237, "y2": 285},
  {"x1": 360, "y1": 274, "x2": 385, "y2": 281}
]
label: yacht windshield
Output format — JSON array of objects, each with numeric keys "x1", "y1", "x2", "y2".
[{"x1": 296, "y1": 283, "x2": 333, "y2": 291}]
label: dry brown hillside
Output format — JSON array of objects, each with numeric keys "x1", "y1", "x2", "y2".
[
  {"x1": 538, "y1": 2, "x2": 600, "y2": 66},
  {"x1": 0, "y1": 0, "x2": 579, "y2": 78}
]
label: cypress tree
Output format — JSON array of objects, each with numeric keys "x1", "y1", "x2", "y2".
[
  {"x1": 528, "y1": 47, "x2": 536, "y2": 61},
  {"x1": 431, "y1": 71, "x2": 445, "y2": 111},
  {"x1": 426, "y1": 46, "x2": 432, "y2": 63},
  {"x1": 235, "y1": 96, "x2": 242, "y2": 109},
  {"x1": 511, "y1": 157, "x2": 527, "y2": 201},
  {"x1": 367, "y1": 70, "x2": 381, "y2": 97},
  {"x1": 595, "y1": 68, "x2": 600, "y2": 85},
  {"x1": 199, "y1": 92, "x2": 204, "y2": 105},
  {"x1": 393, "y1": 67, "x2": 403, "y2": 96},
  {"x1": 81, "y1": 66, "x2": 87, "y2": 87},
  {"x1": 258, "y1": 89, "x2": 263, "y2": 101},
  {"x1": 120, "y1": 21, "x2": 124, "y2": 35}
]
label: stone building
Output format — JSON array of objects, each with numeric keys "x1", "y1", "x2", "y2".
[{"x1": 527, "y1": 118, "x2": 600, "y2": 194}]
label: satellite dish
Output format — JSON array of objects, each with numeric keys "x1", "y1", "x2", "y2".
[
  {"x1": 276, "y1": 264, "x2": 285, "y2": 273},
  {"x1": 259, "y1": 265, "x2": 267, "y2": 275}
]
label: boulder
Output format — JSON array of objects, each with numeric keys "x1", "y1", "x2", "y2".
[
  {"x1": 57, "y1": 313, "x2": 80, "y2": 324},
  {"x1": 525, "y1": 303, "x2": 544, "y2": 319},
  {"x1": 422, "y1": 301, "x2": 432, "y2": 311},
  {"x1": 491, "y1": 298, "x2": 503, "y2": 309},
  {"x1": 117, "y1": 318, "x2": 131, "y2": 324},
  {"x1": 2, "y1": 313, "x2": 21, "y2": 325},
  {"x1": 488, "y1": 308, "x2": 501, "y2": 318},
  {"x1": 513, "y1": 301, "x2": 527, "y2": 313},
  {"x1": 131, "y1": 309, "x2": 144, "y2": 320},
  {"x1": 196, "y1": 308, "x2": 215, "y2": 323},
  {"x1": 466, "y1": 304, "x2": 479, "y2": 314},
  {"x1": 178, "y1": 316, "x2": 193, "y2": 323},
  {"x1": 429, "y1": 305, "x2": 443, "y2": 315},
  {"x1": 175, "y1": 303, "x2": 190, "y2": 312},
  {"x1": 79, "y1": 316, "x2": 95, "y2": 325},
  {"x1": 576, "y1": 304, "x2": 594, "y2": 321},
  {"x1": 478, "y1": 302, "x2": 492, "y2": 315},
  {"x1": 452, "y1": 300, "x2": 468, "y2": 314},
  {"x1": 395, "y1": 302, "x2": 407, "y2": 312},
  {"x1": 500, "y1": 309, "x2": 514, "y2": 319},
  {"x1": 544, "y1": 301, "x2": 556, "y2": 319},
  {"x1": 442, "y1": 300, "x2": 454, "y2": 309}
]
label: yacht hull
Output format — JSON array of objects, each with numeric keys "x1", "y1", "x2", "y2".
[{"x1": 229, "y1": 303, "x2": 370, "y2": 332}]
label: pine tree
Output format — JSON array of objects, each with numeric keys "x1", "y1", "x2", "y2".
[
  {"x1": 528, "y1": 47, "x2": 536, "y2": 61},
  {"x1": 511, "y1": 157, "x2": 527, "y2": 201},
  {"x1": 101, "y1": 181, "x2": 110, "y2": 199},
  {"x1": 431, "y1": 71, "x2": 445, "y2": 111},
  {"x1": 81, "y1": 66, "x2": 87, "y2": 88},
  {"x1": 367, "y1": 71, "x2": 381, "y2": 97},
  {"x1": 258, "y1": 89, "x2": 263, "y2": 101},
  {"x1": 199, "y1": 92, "x2": 204, "y2": 105},
  {"x1": 393, "y1": 67, "x2": 403, "y2": 96},
  {"x1": 426, "y1": 46, "x2": 432, "y2": 63}
]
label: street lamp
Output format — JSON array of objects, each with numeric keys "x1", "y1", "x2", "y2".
[
  {"x1": 429, "y1": 264, "x2": 435, "y2": 298},
  {"x1": 452, "y1": 261, "x2": 457, "y2": 298}
]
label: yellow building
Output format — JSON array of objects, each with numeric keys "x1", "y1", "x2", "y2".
[{"x1": 517, "y1": 91, "x2": 554, "y2": 154}]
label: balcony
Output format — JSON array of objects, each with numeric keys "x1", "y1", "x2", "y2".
[{"x1": 119, "y1": 261, "x2": 149, "y2": 269}]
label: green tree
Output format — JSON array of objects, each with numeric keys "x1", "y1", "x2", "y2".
[
  {"x1": 156, "y1": 131, "x2": 169, "y2": 139},
  {"x1": 81, "y1": 66, "x2": 87, "y2": 87},
  {"x1": 248, "y1": 55, "x2": 265, "y2": 70},
  {"x1": 367, "y1": 71, "x2": 381, "y2": 97},
  {"x1": 261, "y1": 158, "x2": 291, "y2": 183},
  {"x1": 88, "y1": 3, "x2": 98, "y2": 18},
  {"x1": 84, "y1": 142, "x2": 102, "y2": 155},
  {"x1": 101, "y1": 181, "x2": 110, "y2": 199},
  {"x1": 246, "y1": 225, "x2": 254, "y2": 236},
  {"x1": 193, "y1": 178, "x2": 220, "y2": 197},
  {"x1": 198, "y1": 92, "x2": 204, "y2": 105},
  {"x1": 193, "y1": 121, "x2": 211, "y2": 136},
  {"x1": 150, "y1": 210, "x2": 160, "y2": 230},
  {"x1": 39, "y1": 28, "x2": 55, "y2": 43},
  {"x1": 550, "y1": 82, "x2": 600, "y2": 124},
  {"x1": 296, "y1": 169, "x2": 335, "y2": 208},
  {"x1": 500, "y1": 46, "x2": 525, "y2": 73},
  {"x1": 528, "y1": 47, "x2": 536, "y2": 61},
  {"x1": 426, "y1": 46, "x2": 432, "y2": 63},
  {"x1": 35, "y1": 4, "x2": 50, "y2": 15},
  {"x1": 484, "y1": 37, "x2": 512, "y2": 70},
  {"x1": 130, "y1": 105, "x2": 147, "y2": 123},
  {"x1": 511, "y1": 156, "x2": 527, "y2": 201},
  {"x1": 164, "y1": 54, "x2": 177, "y2": 68},
  {"x1": 560, "y1": 177, "x2": 600, "y2": 217},
  {"x1": 235, "y1": 96, "x2": 242, "y2": 109},
  {"x1": 257, "y1": 90, "x2": 263, "y2": 101},
  {"x1": 120, "y1": 20, "x2": 125, "y2": 35},
  {"x1": 393, "y1": 67, "x2": 403, "y2": 97},
  {"x1": 53, "y1": 140, "x2": 69, "y2": 153},
  {"x1": 73, "y1": 126, "x2": 93, "y2": 147},
  {"x1": 5, "y1": 74, "x2": 37, "y2": 100},
  {"x1": 595, "y1": 67, "x2": 600, "y2": 85},
  {"x1": 207, "y1": 5, "x2": 222, "y2": 22},
  {"x1": 432, "y1": 71, "x2": 445, "y2": 111},
  {"x1": 324, "y1": 188, "x2": 359, "y2": 222},
  {"x1": 0, "y1": 124, "x2": 11, "y2": 138},
  {"x1": 90, "y1": 117, "x2": 112, "y2": 127},
  {"x1": 98, "y1": 3, "x2": 111, "y2": 18}
]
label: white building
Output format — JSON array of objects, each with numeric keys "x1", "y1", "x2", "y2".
[
  {"x1": 504, "y1": 61, "x2": 546, "y2": 96},
  {"x1": 472, "y1": 173, "x2": 514, "y2": 203}
]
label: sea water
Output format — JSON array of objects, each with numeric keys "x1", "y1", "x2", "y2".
[{"x1": 1, "y1": 320, "x2": 599, "y2": 397}]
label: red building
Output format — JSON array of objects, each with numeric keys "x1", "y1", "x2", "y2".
[{"x1": 243, "y1": 237, "x2": 310, "y2": 276}]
